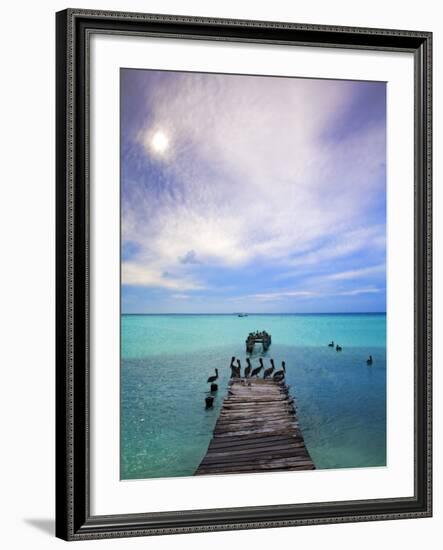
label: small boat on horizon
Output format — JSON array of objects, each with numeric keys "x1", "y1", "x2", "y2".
[{"x1": 237, "y1": 313, "x2": 248, "y2": 317}]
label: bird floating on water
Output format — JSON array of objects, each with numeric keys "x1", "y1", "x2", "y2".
[
  {"x1": 367, "y1": 355, "x2": 373, "y2": 366},
  {"x1": 328, "y1": 341, "x2": 334, "y2": 347},
  {"x1": 336, "y1": 345, "x2": 342, "y2": 352}
]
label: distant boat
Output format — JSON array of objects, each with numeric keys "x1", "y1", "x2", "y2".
[{"x1": 237, "y1": 313, "x2": 248, "y2": 317}]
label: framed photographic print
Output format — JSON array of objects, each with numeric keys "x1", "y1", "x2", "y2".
[{"x1": 55, "y1": 8, "x2": 432, "y2": 541}]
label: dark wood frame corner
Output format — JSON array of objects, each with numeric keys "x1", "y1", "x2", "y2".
[{"x1": 56, "y1": 8, "x2": 432, "y2": 541}]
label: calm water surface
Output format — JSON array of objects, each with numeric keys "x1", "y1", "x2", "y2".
[{"x1": 121, "y1": 314, "x2": 386, "y2": 479}]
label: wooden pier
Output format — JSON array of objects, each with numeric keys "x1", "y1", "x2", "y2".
[
  {"x1": 195, "y1": 378, "x2": 314, "y2": 476},
  {"x1": 246, "y1": 331, "x2": 272, "y2": 353}
]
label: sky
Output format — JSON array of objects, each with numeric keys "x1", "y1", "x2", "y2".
[{"x1": 120, "y1": 68, "x2": 386, "y2": 314}]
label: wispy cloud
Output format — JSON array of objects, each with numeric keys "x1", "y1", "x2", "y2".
[
  {"x1": 337, "y1": 287, "x2": 381, "y2": 296},
  {"x1": 323, "y1": 264, "x2": 385, "y2": 281},
  {"x1": 246, "y1": 290, "x2": 316, "y2": 302},
  {"x1": 229, "y1": 287, "x2": 380, "y2": 302},
  {"x1": 282, "y1": 227, "x2": 385, "y2": 271},
  {"x1": 122, "y1": 262, "x2": 204, "y2": 291}
]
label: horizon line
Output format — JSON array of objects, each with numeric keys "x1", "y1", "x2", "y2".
[{"x1": 121, "y1": 311, "x2": 387, "y2": 315}]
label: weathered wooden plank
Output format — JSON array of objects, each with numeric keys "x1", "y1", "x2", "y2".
[
  {"x1": 219, "y1": 410, "x2": 295, "y2": 418},
  {"x1": 199, "y1": 457, "x2": 315, "y2": 470},
  {"x1": 208, "y1": 432, "x2": 299, "y2": 444},
  {"x1": 216, "y1": 420, "x2": 292, "y2": 431},
  {"x1": 201, "y1": 449, "x2": 309, "y2": 466},
  {"x1": 200, "y1": 454, "x2": 313, "y2": 468},
  {"x1": 221, "y1": 406, "x2": 295, "y2": 413},
  {"x1": 195, "y1": 378, "x2": 314, "y2": 475},
  {"x1": 215, "y1": 423, "x2": 296, "y2": 429},
  {"x1": 196, "y1": 460, "x2": 315, "y2": 475},
  {"x1": 207, "y1": 435, "x2": 302, "y2": 450},
  {"x1": 201, "y1": 444, "x2": 309, "y2": 461},
  {"x1": 207, "y1": 438, "x2": 306, "y2": 452},
  {"x1": 211, "y1": 428, "x2": 299, "y2": 438},
  {"x1": 208, "y1": 437, "x2": 306, "y2": 451}
]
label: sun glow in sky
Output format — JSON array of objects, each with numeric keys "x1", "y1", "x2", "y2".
[
  {"x1": 150, "y1": 130, "x2": 169, "y2": 154},
  {"x1": 121, "y1": 69, "x2": 386, "y2": 314}
]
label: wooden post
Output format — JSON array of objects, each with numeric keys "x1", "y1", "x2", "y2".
[
  {"x1": 210, "y1": 383, "x2": 218, "y2": 393},
  {"x1": 205, "y1": 396, "x2": 214, "y2": 409}
]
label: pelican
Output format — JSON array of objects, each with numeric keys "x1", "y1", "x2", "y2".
[
  {"x1": 229, "y1": 356, "x2": 237, "y2": 378},
  {"x1": 244, "y1": 358, "x2": 252, "y2": 378},
  {"x1": 263, "y1": 358, "x2": 275, "y2": 379},
  {"x1": 207, "y1": 368, "x2": 218, "y2": 384},
  {"x1": 336, "y1": 345, "x2": 342, "y2": 352},
  {"x1": 328, "y1": 341, "x2": 334, "y2": 347},
  {"x1": 367, "y1": 355, "x2": 373, "y2": 366},
  {"x1": 250, "y1": 359, "x2": 264, "y2": 377},
  {"x1": 273, "y1": 361, "x2": 286, "y2": 382},
  {"x1": 235, "y1": 359, "x2": 242, "y2": 378}
]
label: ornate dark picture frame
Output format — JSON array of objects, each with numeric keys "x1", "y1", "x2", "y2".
[{"x1": 55, "y1": 8, "x2": 432, "y2": 541}]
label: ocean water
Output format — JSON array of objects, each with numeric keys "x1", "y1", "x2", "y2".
[{"x1": 121, "y1": 313, "x2": 386, "y2": 480}]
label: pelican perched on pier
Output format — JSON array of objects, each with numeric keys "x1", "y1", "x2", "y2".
[
  {"x1": 273, "y1": 361, "x2": 286, "y2": 382},
  {"x1": 367, "y1": 355, "x2": 373, "y2": 366},
  {"x1": 229, "y1": 357, "x2": 237, "y2": 378},
  {"x1": 235, "y1": 359, "x2": 242, "y2": 378},
  {"x1": 250, "y1": 358, "x2": 264, "y2": 378},
  {"x1": 263, "y1": 358, "x2": 275, "y2": 379},
  {"x1": 244, "y1": 358, "x2": 252, "y2": 378},
  {"x1": 207, "y1": 368, "x2": 219, "y2": 384}
]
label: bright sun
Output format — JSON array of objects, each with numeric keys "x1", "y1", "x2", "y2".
[{"x1": 151, "y1": 130, "x2": 169, "y2": 154}]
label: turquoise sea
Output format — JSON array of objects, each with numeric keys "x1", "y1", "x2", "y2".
[{"x1": 121, "y1": 313, "x2": 386, "y2": 480}]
